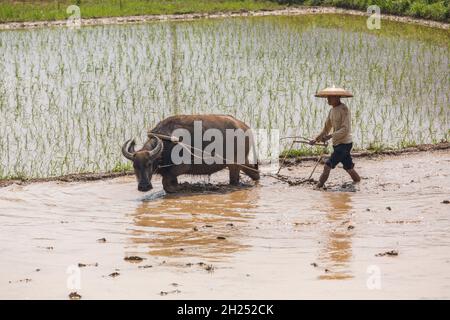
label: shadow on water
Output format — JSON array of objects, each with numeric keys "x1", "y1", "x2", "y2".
[
  {"x1": 318, "y1": 192, "x2": 354, "y2": 280},
  {"x1": 128, "y1": 186, "x2": 260, "y2": 260}
]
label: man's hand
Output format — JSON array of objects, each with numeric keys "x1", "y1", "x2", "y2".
[{"x1": 309, "y1": 139, "x2": 316, "y2": 145}]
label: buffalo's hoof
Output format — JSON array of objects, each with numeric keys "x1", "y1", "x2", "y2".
[{"x1": 163, "y1": 186, "x2": 179, "y2": 193}]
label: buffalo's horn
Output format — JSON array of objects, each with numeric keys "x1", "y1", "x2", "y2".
[
  {"x1": 147, "y1": 134, "x2": 163, "y2": 160},
  {"x1": 121, "y1": 139, "x2": 135, "y2": 161},
  {"x1": 128, "y1": 139, "x2": 136, "y2": 153}
]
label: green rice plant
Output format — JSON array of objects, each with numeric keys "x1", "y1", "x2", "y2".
[{"x1": 0, "y1": 14, "x2": 448, "y2": 179}]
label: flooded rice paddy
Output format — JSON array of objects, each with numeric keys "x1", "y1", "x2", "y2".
[
  {"x1": 1, "y1": 149, "x2": 449, "y2": 299},
  {"x1": 0, "y1": 14, "x2": 449, "y2": 179},
  {"x1": 0, "y1": 12, "x2": 449, "y2": 299}
]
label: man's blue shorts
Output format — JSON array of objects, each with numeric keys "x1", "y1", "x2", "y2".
[{"x1": 325, "y1": 143, "x2": 355, "y2": 170}]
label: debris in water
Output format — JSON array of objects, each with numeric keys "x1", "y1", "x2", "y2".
[
  {"x1": 97, "y1": 238, "x2": 107, "y2": 243},
  {"x1": 217, "y1": 236, "x2": 226, "y2": 240},
  {"x1": 226, "y1": 223, "x2": 234, "y2": 227},
  {"x1": 289, "y1": 178, "x2": 315, "y2": 186},
  {"x1": 311, "y1": 262, "x2": 318, "y2": 268},
  {"x1": 376, "y1": 250, "x2": 399, "y2": 257},
  {"x1": 442, "y1": 200, "x2": 449, "y2": 204},
  {"x1": 171, "y1": 283, "x2": 179, "y2": 287},
  {"x1": 109, "y1": 272, "x2": 120, "y2": 278},
  {"x1": 347, "y1": 225, "x2": 355, "y2": 230},
  {"x1": 366, "y1": 208, "x2": 371, "y2": 212},
  {"x1": 386, "y1": 206, "x2": 392, "y2": 211},
  {"x1": 204, "y1": 225, "x2": 213, "y2": 228},
  {"x1": 124, "y1": 256, "x2": 144, "y2": 262},
  {"x1": 78, "y1": 262, "x2": 98, "y2": 268},
  {"x1": 160, "y1": 289, "x2": 180, "y2": 296},
  {"x1": 35, "y1": 268, "x2": 40, "y2": 272},
  {"x1": 37, "y1": 246, "x2": 54, "y2": 250},
  {"x1": 138, "y1": 265, "x2": 153, "y2": 269},
  {"x1": 69, "y1": 292, "x2": 82, "y2": 300},
  {"x1": 294, "y1": 221, "x2": 316, "y2": 226},
  {"x1": 339, "y1": 182, "x2": 358, "y2": 192},
  {"x1": 385, "y1": 220, "x2": 421, "y2": 224},
  {"x1": 193, "y1": 227, "x2": 198, "y2": 231},
  {"x1": 9, "y1": 278, "x2": 32, "y2": 284},
  {"x1": 205, "y1": 264, "x2": 215, "y2": 273}
]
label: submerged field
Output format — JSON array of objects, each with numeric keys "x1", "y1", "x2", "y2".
[
  {"x1": 0, "y1": 14, "x2": 449, "y2": 179},
  {"x1": 1, "y1": 149, "x2": 449, "y2": 299},
  {"x1": 1, "y1": 11, "x2": 450, "y2": 300}
]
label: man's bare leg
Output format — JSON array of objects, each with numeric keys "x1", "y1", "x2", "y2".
[
  {"x1": 346, "y1": 168, "x2": 361, "y2": 183},
  {"x1": 316, "y1": 164, "x2": 331, "y2": 188}
]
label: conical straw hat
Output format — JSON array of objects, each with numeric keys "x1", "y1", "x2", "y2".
[{"x1": 315, "y1": 85, "x2": 353, "y2": 98}]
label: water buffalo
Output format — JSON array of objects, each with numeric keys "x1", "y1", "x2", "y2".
[{"x1": 121, "y1": 114, "x2": 260, "y2": 193}]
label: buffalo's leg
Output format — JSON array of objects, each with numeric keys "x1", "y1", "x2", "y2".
[
  {"x1": 162, "y1": 175, "x2": 179, "y2": 193},
  {"x1": 241, "y1": 162, "x2": 260, "y2": 181},
  {"x1": 228, "y1": 165, "x2": 240, "y2": 185}
]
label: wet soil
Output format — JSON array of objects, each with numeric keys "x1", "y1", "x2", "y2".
[
  {"x1": 1, "y1": 142, "x2": 448, "y2": 189},
  {"x1": 1, "y1": 149, "x2": 449, "y2": 299}
]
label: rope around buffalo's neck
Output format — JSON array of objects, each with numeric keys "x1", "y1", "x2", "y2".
[
  {"x1": 150, "y1": 132, "x2": 260, "y2": 174},
  {"x1": 149, "y1": 132, "x2": 327, "y2": 183}
]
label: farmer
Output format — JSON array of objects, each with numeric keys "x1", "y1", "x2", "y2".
[{"x1": 309, "y1": 86, "x2": 361, "y2": 188}]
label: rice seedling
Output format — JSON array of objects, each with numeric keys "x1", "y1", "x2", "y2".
[{"x1": 0, "y1": 14, "x2": 448, "y2": 179}]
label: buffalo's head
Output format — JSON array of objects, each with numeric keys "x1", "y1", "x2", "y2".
[{"x1": 122, "y1": 134, "x2": 163, "y2": 192}]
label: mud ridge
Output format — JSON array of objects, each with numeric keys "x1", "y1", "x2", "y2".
[
  {"x1": 0, "y1": 142, "x2": 448, "y2": 188},
  {"x1": 281, "y1": 142, "x2": 450, "y2": 166},
  {"x1": 0, "y1": 7, "x2": 448, "y2": 31}
]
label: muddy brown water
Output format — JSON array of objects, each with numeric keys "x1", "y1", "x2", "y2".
[{"x1": 1, "y1": 150, "x2": 449, "y2": 299}]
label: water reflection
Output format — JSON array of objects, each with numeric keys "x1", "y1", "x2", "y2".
[
  {"x1": 128, "y1": 188, "x2": 259, "y2": 260},
  {"x1": 318, "y1": 192, "x2": 354, "y2": 280}
]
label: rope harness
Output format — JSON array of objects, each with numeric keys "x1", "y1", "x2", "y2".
[
  {"x1": 149, "y1": 133, "x2": 328, "y2": 185},
  {"x1": 270, "y1": 136, "x2": 328, "y2": 184}
]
